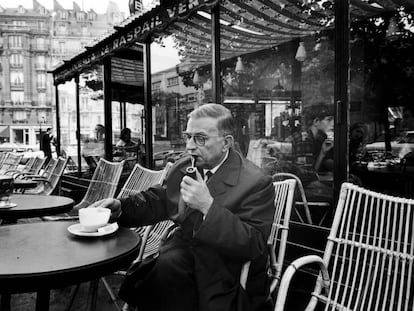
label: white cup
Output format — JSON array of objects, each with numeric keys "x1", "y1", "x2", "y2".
[{"x1": 79, "y1": 207, "x2": 111, "y2": 232}]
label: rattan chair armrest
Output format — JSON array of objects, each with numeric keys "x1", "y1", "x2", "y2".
[
  {"x1": 274, "y1": 255, "x2": 330, "y2": 311},
  {"x1": 42, "y1": 215, "x2": 79, "y2": 221},
  {"x1": 21, "y1": 174, "x2": 42, "y2": 180}
]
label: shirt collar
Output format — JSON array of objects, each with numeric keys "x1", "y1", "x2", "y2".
[{"x1": 204, "y1": 149, "x2": 229, "y2": 176}]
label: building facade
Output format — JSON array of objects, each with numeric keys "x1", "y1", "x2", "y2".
[{"x1": 0, "y1": 0, "x2": 124, "y2": 148}]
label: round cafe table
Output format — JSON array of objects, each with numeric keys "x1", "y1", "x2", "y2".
[
  {"x1": 0, "y1": 194, "x2": 74, "y2": 219},
  {"x1": 0, "y1": 221, "x2": 141, "y2": 311}
]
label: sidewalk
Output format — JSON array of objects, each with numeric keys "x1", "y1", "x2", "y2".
[{"x1": 9, "y1": 275, "x2": 125, "y2": 310}]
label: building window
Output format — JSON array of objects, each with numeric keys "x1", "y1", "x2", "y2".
[
  {"x1": 37, "y1": 73, "x2": 46, "y2": 89},
  {"x1": 38, "y1": 92, "x2": 46, "y2": 105},
  {"x1": 9, "y1": 36, "x2": 23, "y2": 48},
  {"x1": 10, "y1": 54, "x2": 23, "y2": 67},
  {"x1": 59, "y1": 41, "x2": 65, "y2": 53},
  {"x1": 36, "y1": 55, "x2": 46, "y2": 69},
  {"x1": 14, "y1": 110, "x2": 26, "y2": 121},
  {"x1": 11, "y1": 91, "x2": 24, "y2": 105},
  {"x1": 58, "y1": 24, "x2": 66, "y2": 34},
  {"x1": 36, "y1": 37, "x2": 45, "y2": 50},
  {"x1": 187, "y1": 93, "x2": 196, "y2": 102},
  {"x1": 81, "y1": 25, "x2": 88, "y2": 36},
  {"x1": 167, "y1": 76, "x2": 179, "y2": 87},
  {"x1": 77, "y1": 12, "x2": 86, "y2": 21},
  {"x1": 10, "y1": 71, "x2": 24, "y2": 86},
  {"x1": 152, "y1": 81, "x2": 161, "y2": 91},
  {"x1": 12, "y1": 20, "x2": 26, "y2": 26},
  {"x1": 59, "y1": 11, "x2": 68, "y2": 19}
]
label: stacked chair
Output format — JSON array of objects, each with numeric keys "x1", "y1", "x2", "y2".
[
  {"x1": 22, "y1": 157, "x2": 67, "y2": 195},
  {"x1": 274, "y1": 182, "x2": 414, "y2": 311},
  {"x1": 0, "y1": 153, "x2": 23, "y2": 174},
  {"x1": 5, "y1": 156, "x2": 45, "y2": 179}
]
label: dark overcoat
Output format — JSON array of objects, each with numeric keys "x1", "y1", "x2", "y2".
[{"x1": 118, "y1": 148, "x2": 275, "y2": 311}]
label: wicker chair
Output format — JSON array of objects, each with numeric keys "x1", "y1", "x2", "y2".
[
  {"x1": 23, "y1": 157, "x2": 68, "y2": 195},
  {"x1": 240, "y1": 179, "x2": 297, "y2": 295},
  {"x1": 116, "y1": 162, "x2": 174, "y2": 261},
  {"x1": 275, "y1": 182, "x2": 414, "y2": 311},
  {"x1": 0, "y1": 153, "x2": 23, "y2": 174},
  {"x1": 43, "y1": 158, "x2": 125, "y2": 221}
]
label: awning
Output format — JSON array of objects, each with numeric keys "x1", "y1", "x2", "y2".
[
  {"x1": 0, "y1": 126, "x2": 10, "y2": 138},
  {"x1": 50, "y1": 0, "x2": 412, "y2": 84}
]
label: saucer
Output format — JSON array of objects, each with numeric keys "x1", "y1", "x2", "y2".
[
  {"x1": 0, "y1": 202, "x2": 17, "y2": 209},
  {"x1": 67, "y1": 223, "x2": 119, "y2": 237}
]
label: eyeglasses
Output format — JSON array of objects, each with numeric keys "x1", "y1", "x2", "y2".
[{"x1": 182, "y1": 132, "x2": 223, "y2": 146}]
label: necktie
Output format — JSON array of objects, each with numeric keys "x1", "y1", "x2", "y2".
[{"x1": 205, "y1": 171, "x2": 213, "y2": 182}]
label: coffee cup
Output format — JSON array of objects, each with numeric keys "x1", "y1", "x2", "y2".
[{"x1": 79, "y1": 207, "x2": 111, "y2": 232}]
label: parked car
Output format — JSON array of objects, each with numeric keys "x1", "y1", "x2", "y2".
[
  {"x1": 365, "y1": 130, "x2": 414, "y2": 158},
  {"x1": 0, "y1": 142, "x2": 27, "y2": 153}
]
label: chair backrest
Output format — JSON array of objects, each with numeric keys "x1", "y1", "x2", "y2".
[
  {"x1": 28, "y1": 157, "x2": 46, "y2": 175},
  {"x1": 7, "y1": 157, "x2": 35, "y2": 176},
  {"x1": 42, "y1": 157, "x2": 68, "y2": 195},
  {"x1": 273, "y1": 172, "x2": 313, "y2": 224},
  {"x1": 267, "y1": 179, "x2": 296, "y2": 295},
  {"x1": 117, "y1": 162, "x2": 171, "y2": 199},
  {"x1": 0, "y1": 152, "x2": 7, "y2": 165},
  {"x1": 40, "y1": 158, "x2": 58, "y2": 180},
  {"x1": 75, "y1": 158, "x2": 124, "y2": 210},
  {"x1": 0, "y1": 153, "x2": 23, "y2": 173},
  {"x1": 117, "y1": 162, "x2": 173, "y2": 262},
  {"x1": 305, "y1": 182, "x2": 414, "y2": 311}
]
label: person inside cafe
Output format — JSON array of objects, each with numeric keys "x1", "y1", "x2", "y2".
[
  {"x1": 291, "y1": 102, "x2": 334, "y2": 186},
  {"x1": 91, "y1": 103, "x2": 275, "y2": 311}
]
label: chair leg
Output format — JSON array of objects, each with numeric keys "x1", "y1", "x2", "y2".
[
  {"x1": 101, "y1": 277, "x2": 122, "y2": 311},
  {"x1": 65, "y1": 284, "x2": 80, "y2": 311},
  {"x1": 86, "y1": 280, "x2": 99, "y2": 311}
]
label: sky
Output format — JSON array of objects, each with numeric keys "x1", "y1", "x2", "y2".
[{"x1": 0, "y1": 0, "x2": 181, "y2": 72}]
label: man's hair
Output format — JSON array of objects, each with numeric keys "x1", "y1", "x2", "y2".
[
  {"x1": 188, "y1": 103, "x2": 235, "y2": 135},
  {"x1": 303, "y1": 102, "x2": 333, "y2": 126},
  {"x1": 46, "y1": 127, "x2": 52, "y2": 132}
]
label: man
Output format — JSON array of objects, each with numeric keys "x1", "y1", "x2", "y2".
[
  {"x1": 92, "y1": 104, "x2": 275, "y2": 311},
  {"x1": 291, "y1": 103, "x2": 334, "y2": 185},
  {"x1": 41, "y1": 127, "x2": 53, "y2": 164}
]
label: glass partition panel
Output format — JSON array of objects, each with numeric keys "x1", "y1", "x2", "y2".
[
  {"x1": 349, "y1": 6, "x2": 414, "y2": 198},
  {"x1": 79, "y1": 66, "x2": 105, "y2": 176},
  {"x1": 151, "y1": 34, "x2": 190, "y2": 170},
  {"x1": 58, "y1": 80, "x2": 79, "y2": 173}
]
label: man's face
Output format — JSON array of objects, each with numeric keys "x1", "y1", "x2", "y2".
[
  {"x1": 184, "y1": 116, "x2": 227, "y2": 169},
  {"x1": 316, "y1": 116, "x2": 334, "y2": 133}
]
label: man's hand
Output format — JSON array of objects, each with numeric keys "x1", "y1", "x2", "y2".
[
  {"x1": 321, "y1": 138, "x2": 334, "y2": 154},
  {"x1": 89, "y1": 198, "x2": 122, "y2": 220},
  {"x1": 180, "y1": 170, "x2": 213, "y2": 215}
]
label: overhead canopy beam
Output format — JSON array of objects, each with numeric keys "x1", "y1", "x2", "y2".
[{"x1": 51, "y1": 0, "x2": 219, "y2": 85}]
